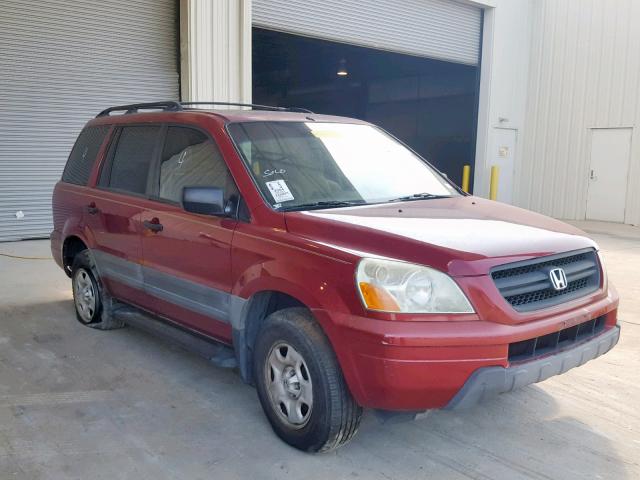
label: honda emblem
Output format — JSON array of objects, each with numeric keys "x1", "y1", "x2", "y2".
[{"x1": 549, "y1": 267, "x2": 568, "y2": 291}]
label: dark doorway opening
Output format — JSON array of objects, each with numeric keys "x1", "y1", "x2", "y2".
[{"x1": 252, "y1": 28, "x2": 480, "y2": 190}]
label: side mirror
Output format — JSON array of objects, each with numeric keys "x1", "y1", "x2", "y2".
[{"x1": 182, "y1": 187, "x2": 225, "y2": 215}]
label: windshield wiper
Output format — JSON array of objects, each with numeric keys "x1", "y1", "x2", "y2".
[
  {"x1": 387, "y1": 193, "x2": 452, "y2": 203},
  {"x1": 279, "y1": 200, "x2": 365, "y2": 212}
]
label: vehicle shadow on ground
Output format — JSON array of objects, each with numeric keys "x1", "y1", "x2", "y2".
[
  {"x1": 345, "y1": 383, "x2": 629, "y2": 479},
  {"x1": 0, "y1": 299, "x2": 630, "y2": 480}
]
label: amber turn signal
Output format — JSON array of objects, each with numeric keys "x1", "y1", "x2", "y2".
[{"x1": 358, "y1": 282, "x2": 400, "y2": 312}]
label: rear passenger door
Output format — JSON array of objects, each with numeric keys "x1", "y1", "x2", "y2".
[
  {"x1": 139, "y1": 126, "x2": 239, "y2": 342},
  {"x1": 86, "y1": 125, "x2": 162, "y2": 306}
]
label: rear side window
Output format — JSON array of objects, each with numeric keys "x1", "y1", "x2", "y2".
[
  {"x1": 106, "y1": 126, "x2": 161, "y2": 195},
  {"x1": 158, "y1": 126, "x2": 238, "y2": 204},
  {"x1": 62, "y1": 126, "x2": 109, "y2": 185}
]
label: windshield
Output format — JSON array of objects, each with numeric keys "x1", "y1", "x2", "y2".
[{"x1": 227, "y1": 121, "x2": 460, "y2": 210}]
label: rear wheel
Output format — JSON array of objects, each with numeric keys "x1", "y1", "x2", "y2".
[
  {"x1": 253, "y1": 307, "x2": 362, "y2": 452},
  {"x1": 73, "y1": 267, "x2": 99, "y2": 323},
  {"x1": 71, "y1": 250, "x2": 124, "y2": 330}
]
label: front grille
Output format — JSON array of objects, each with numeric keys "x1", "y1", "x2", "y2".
[
  {"x1": 491, "y1": 248, "x2": 601, "y2": 312},
  {"x1": 508, "y1": 316, "x2": 606, "y2": 363}
]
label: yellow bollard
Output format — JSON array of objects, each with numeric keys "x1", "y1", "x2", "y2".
[
  {"x1": 489, "y1": 165, "x2": 500, "y2": 200},
  {"x1": 461, "y1": 165, "x2": 471, "y2": 193}
]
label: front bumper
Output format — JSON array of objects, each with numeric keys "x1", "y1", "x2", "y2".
[
  {"x1": 325, "y1": 289, "x2": 619, "y2": 411},
  {"x1": 445, "y1": 324, "x2": 620, "y2": 410}
]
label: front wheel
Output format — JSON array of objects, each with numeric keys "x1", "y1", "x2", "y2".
[{"x1": 253, "y1": 308, "x2": 362, "y2": 452}]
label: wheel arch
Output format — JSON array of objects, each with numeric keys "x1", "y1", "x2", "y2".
[
  {"x1": 62, "y1": 235, "x2": 89, "y2": 277},
  {"x1": 232, "y1": 289, "x2": 310, "y2": 384},
  {"x1": 230, "y1": 261, "x2": 355, "y2": 384}
]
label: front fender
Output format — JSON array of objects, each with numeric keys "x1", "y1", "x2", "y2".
[
  {"x1": 229, "y1": 251, "x2": 363, "y2": 380},
  {"x1": 233, "y1": 257, "x2": 358, "y2": 323}
]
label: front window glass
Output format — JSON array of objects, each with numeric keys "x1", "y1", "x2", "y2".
[
  {"x1": 158, "y1": 127, "x2": 238, "y2": 204},
  {"x1": 227, "y1": 122, "x2": 458, "y2": 210}
]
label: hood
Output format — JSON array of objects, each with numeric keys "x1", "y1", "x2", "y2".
[{"x1": 284, "y1": 196, "x2": 597, "y2": 276}]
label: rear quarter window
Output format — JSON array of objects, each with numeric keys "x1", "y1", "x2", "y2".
[{"x1": 61, "y1": 126, "x2": 110, "y2": 186}]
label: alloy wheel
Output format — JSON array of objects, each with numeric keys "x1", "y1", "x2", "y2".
[{"x1": 73, "y1": 268, "x2": 97, "y2": 323}]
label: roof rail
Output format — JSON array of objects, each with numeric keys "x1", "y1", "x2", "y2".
[
  {"x1": 181, "y1": 101, "x2": 313, "y2": 114},
  {"x1": 95, "y1": 101, "x2": 313, "y2": 117},
  {"x1": 96, "y1": 101, "x2": 182, "y2": 117}
]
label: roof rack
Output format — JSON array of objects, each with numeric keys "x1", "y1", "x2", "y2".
[
  {"x1": 96, "y1": 101, "x2": 182, "y2": 117},
  {"x1": 181, "y1": 101, "x2": 313, "y2": 113},
  {"x1": 95, "y1": 100, "x2": 313, "y2": 117}
]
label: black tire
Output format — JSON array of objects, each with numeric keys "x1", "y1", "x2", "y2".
[
  {"x1": 253, "y1": 307, "x2": 363, "y2": 452},
  {"x1": 71, "y1": 250, "x2": 124, "y2": 330}
]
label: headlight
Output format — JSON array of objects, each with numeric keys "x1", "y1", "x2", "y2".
[{"x1": 356, "y1": 258, "x2": 474, "y2": 314}]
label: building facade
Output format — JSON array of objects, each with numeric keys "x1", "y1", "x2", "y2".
[{"x1": 1, "y1": 0, "x2": 638, "y2": 241}]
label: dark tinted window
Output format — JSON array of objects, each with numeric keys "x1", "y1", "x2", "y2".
[
  {"x1": 108, "y1": 126, "x2": 160, "y2": 195},
  {"x1": 158, "y1": 127, "x2": 237, "y2": 204},
  {"x1": 62, "y1": 126, "x2": 109, "y2": 185}
]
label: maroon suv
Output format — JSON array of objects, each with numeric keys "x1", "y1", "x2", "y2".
[{"x1": 51, "y1": 101, "x2": 620, "y2": 452}]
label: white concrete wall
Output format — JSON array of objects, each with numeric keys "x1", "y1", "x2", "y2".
[
  {"x1": 513, "y1": 0, "x2": 640, "y2": 225},
  {"x1": 180, "y1": 0, "x2": 251, "y2": 104}
]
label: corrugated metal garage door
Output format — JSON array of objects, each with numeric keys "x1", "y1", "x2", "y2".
[
  {"x1": 0, "y1": 0, "x2": 179, "y2": 241},
  {"x1": 253, "y1": 0, "x2": 482, "y2": 65}
]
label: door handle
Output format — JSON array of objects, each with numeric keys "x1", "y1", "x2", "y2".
[
  {"x1": 87, "y1": 202, "x2": 100, "y2": 215},
  {"x1": 590, "y1": 169, "x2": 597, "y2": 180},
  {"x1": 199, "y1": 232, "x2": 225, "y2": 246},
  {"x1": 143, "y1": 218, "x2": 163, "y2": 233},
  {"x1": 199, "y1": 232, "x2": 217, "y2": 241}
]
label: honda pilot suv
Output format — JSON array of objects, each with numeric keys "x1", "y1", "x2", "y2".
[{"x1": 51, "y1": 101, "x2": 620, "y2": 452}]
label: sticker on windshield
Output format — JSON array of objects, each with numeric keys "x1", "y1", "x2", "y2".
[{"x1": 266, "y1": 180, "x2": 295, "y2": 203}]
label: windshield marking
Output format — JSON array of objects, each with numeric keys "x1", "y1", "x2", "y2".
[
  {"x1": 266, "y1": 179, "x2": 295, "y2": 203},
  {"x1": 263, "y1": 168, "x2": 287, "y2": 177}
]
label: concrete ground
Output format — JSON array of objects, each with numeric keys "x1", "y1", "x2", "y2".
[{"x1": 0, "y1": 221, "x2": 638, "y2": 480}]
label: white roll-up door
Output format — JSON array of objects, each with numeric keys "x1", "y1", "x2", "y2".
[
  {"x1": 0, "y1": 0, "x2": 179, "y2": 241},
  {"x1": 253, "y1": 0, "x2": 482, "y2": 65}
]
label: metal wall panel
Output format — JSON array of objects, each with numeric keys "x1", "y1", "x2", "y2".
[
  {"x1": 515, "y1": 0, "x2": 640, "y2": 225},
  {"x1": 0, "y1": 0, "x2": 179, "y2": 241},
  {"x1": 180, "y1": 0, "x2": 252, "y2": 104},
  {"x1": 253, "y1": 0, "x2": 481, "y2": 65}
]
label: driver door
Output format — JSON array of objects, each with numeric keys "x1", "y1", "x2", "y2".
[{"x1": 139, "y1": 126, "x2": 239, "y2": 342}]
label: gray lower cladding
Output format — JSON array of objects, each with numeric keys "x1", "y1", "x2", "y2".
[
  {"x1": 445, "y1": 324, "x2": 621, "y2": 410},
  {"x1": 91, "y1": 249, "x2": 246, "y2": 327}
]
